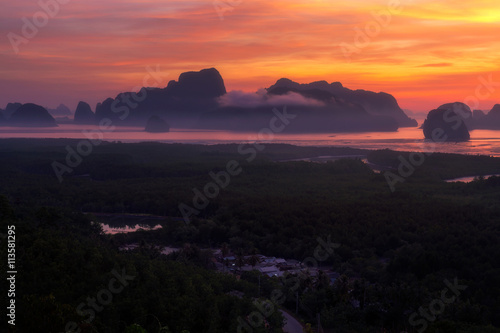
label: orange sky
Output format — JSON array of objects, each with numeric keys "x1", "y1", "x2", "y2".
[{"x1": 1, "y1": 0, "x2": 500, "y2": 113}]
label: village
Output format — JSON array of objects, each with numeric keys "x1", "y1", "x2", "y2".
[
  {"x1": 119, "y1": 241, "x2": 342, "y2": 291},
  {"x1": 212, "y1": 249, "x2": 340, "y2": 284}
]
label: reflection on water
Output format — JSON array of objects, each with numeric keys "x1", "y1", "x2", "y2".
[
  {"x1": 100, "y1": 223, "x2": 162, "y2": 234},
  {"x1": 445, "y1": 174, "x2": 500, "y2": 183},
  {"x1": 1, "y1": 125, "x2": 500, "y2": 156},
  {"x1": 118, "y1": 243, "x2": 181, "y2": 255}
]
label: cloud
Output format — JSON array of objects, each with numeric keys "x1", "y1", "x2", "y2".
[
  {"x1": 218, "y1": 89, "x2": 325, "y2": 108},
  {"x1": 417, "y1": 63, "x2": 453, "y2": 67},
  {"x1": 1, "y1": 0, "x2": 499, "y2": 111}
]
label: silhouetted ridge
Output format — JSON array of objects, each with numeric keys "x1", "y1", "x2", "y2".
[
  {"x1": 267, "y1": 78, "x2": 417, "y2": 127},
  {"x1": 474, "y1": 104, "x2": 500, "y2": 129},
  {"x1": 427, "y1": 102, "x2": 500, "y2": 130},
  {"x1": 5, "y1": 103, "x2": 22, "y2": 118},
  {"x1": 199, "y1": 79, "x2": 402, "y2": 132},
  {"x1": 48, "y1": 104, "x2": 72, "y2": 117},
  {"x1": 198, "y1": 105, "x2": 398, "y2": 133},
  {"x1": 145, "y1": 115, "x2": 170, "y2": 133},
  {"x1": 422, "y1": 108, "x2": 470, "y2": 142},
  {"x1": 9, "y1": 103, "x2": 57, "y2": 127},
  {"x1": 489, "y1": 104, "x2": 500, "y2": 115},
  {"x1": 436, "y1": 102, "x2": 473, "y2": 129},
  {"x1": 74, "y1": 101, "x2": 95, "y2": 124},
  {"x1": 267, "y1": 86, "x2": 340, "y2": 104},
  {"x1": 93, "y1": 68, "x2": 413, "y2": 132},
  {"x1": 95, "y1": 68, "x2": 226, "y2": 127},
  {"x1": 171, "y1": 68, "x2": 226, "y2": 98},
  {"x1": 473, "y1": 109, "x2": 486, "y2": 119}
]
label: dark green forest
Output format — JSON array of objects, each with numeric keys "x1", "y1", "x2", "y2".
[{"x1": 1, "y1": 139, "x2": 500, "y2": 333}]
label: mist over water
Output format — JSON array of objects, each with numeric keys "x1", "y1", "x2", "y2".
[{"x1": 1, "y1": 125, "x2": 500, "y2": 156}]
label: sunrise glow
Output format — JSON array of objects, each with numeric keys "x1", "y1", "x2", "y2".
[{"x1": 2, "y1": 0, "x2": 500, "y2": 112}]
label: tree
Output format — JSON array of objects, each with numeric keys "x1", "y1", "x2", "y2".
[
  {"x1": 125, "y1": 324, "x2": 148, "y2": 333},
  {"x1": 303, "y1": 323, "x2": 314, "y2": 333},
  {"x1": 248, "y1": 248, "x2": 261, "y2": 269},
  {"x1": 236, "y1": 249, "x2": 245, "y2": 271}
]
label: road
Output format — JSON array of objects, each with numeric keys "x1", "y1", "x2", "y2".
[{"x1": 280, "y1": 310, "x2": 303, "y2": 333}]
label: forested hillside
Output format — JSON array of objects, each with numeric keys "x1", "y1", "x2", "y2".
[{"x1": 1, "y1": 139, "x2": 500, "y2": 332}]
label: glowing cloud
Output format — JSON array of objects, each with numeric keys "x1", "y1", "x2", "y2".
[
  {"x1": 1, "y1": 0, "x2": 499, "y2": 112},
  {"x1": 218, "y1": 89, "x2": 325, "y2": 107}
]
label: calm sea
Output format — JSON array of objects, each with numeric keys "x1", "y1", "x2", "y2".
[{"x1": 1, "y1": 125, "x2": 500, "y2": 156}]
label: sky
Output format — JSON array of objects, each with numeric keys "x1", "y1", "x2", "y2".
[{"x1": 1, "y1": 0, "x2": 500, "y2": 113}]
